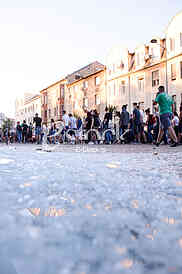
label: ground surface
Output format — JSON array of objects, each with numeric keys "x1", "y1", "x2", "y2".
[{"x1": 0, "y1": 143, "x2": 182, "y2": 274}]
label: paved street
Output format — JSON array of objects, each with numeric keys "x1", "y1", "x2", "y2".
[{"x1": 0, "y1": 144, "x2": 182, "y2": 274}]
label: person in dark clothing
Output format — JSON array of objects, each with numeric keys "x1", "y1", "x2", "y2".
[
  {"x1": 28, "y1": 122, "x2": 33, "y2": 142},
  {"x1": 85, "y1": 111, "x2": 94, "y2": 142},
  {"x1": 33, "y1": 113, "x2": 42, "y2": 144},
  {"x1": 120, "y1": 105, "x2": 129, "y2": 135},
  {"x1": 133, "y1": 102, "x2": 141, "y2": 142},
  {"x1": 16, "y1": 121, "x2": 22, "y2": 143},
  {"x1": 103, "y1": 107, "x2": 110, "y2": 129},
  {"x1": 85, "y1": 111, "x2": 93, "y2": 131},
  {"x1": 4, "y1": 127, "x2": 9, "y2": 145},
  {"x1": 21, "y1": 120, "x2": 28, "y2": 143},
  {"x1": 93, "y1": 110, "x2": 101, "y2": 129},
  {"x1": 145, "y1": 108, "x2": 155, "y2": 143}
]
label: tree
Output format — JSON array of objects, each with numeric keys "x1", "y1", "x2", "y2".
[{"x1": 2, "y1": 119, "x2": 13, "y2": 131}]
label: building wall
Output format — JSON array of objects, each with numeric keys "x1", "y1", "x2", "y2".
[
  {"x1": 41, "y1": 80, "x2": 65, "y2": 126},
  {"x1": 24, "y1": 96, "x2": 41, "y2": 124},
  {"x1": 14, "y1": 12, "x2": 182, "y2": 121},
  {"x1": 65, "y1": 70, "x2": 106, "y2": 118},
  {"x1": 15, "y1": 94, "x2": 41, "y2": 124}
]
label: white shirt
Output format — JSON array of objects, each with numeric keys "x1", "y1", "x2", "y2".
[
  {"x1": 139, "y1": 110, "x2": 144, "y2": 123},
  {"x1": 173, "y1": 116, "x2": 179, "y2": 126},
  {"x1": 63, "y1": 114, "x2": 70, "y2": 127},
  {"x1": 70, "y1": 116, "x2": 77, "y2": 129}
]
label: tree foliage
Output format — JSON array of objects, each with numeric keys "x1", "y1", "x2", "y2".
[{"x1": 2, "y1": 119, "x2": 13, "y2": 131}]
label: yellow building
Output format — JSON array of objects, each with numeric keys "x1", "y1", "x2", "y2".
[
  {"x1": 40, "y1": 78, "x2": 66, "y2": 126},
  {"x1": 65, "y1": 61, "x2": 106, "y2": 118}
]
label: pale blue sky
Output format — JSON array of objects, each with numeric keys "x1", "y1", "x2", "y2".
[{"x1": 0, "y1": 0, "x2": 181, "y2": 117}]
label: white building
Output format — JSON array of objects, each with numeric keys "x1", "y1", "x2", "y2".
[{"x1": 15, "y1": 93, "x2": 41, "y2": 124}]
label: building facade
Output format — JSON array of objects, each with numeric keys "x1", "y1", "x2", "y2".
[
  {"x1": 65, "y1": 61, "x2": 106, "y2": 118},
  {"x1": 40, "y1": 78, "x2": 66, "y2": 126},
  {"x1": 105, "y1": 12, "x2": 182, "y2": 114},
  {"x1": 15, "y1": 12, "x2": 182, "y2": 123},
  {"x1": 15, "y1": 93, "x2": 41, "y2": 124}
]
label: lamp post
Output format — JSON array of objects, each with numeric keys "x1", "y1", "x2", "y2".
[{"x1": 151, "y1": 38, "x2": 168, "y2": 94}]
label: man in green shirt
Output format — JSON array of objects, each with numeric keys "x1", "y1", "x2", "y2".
[{"x1": 154, "y1": 86, "x2": 178, "y2": 147}]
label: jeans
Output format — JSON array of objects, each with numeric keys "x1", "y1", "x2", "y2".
[
  {"x1": 22, "y1": 132, "x2": 27, "y2": 143},
  {"x1": 105, "y1": 130, "x2": 112, "y2": 143},
  {"x1": 147, "y1": 124, "x2": 153, "y2": 143},
  {"x1": 16, "y1": 130, "x2": 22, "y2": 143}
]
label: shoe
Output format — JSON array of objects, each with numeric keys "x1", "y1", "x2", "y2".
[
  {"x1": 170, "y1": 142, "x2": 178, "y2": 147},
  {"x1": 156, "y1": 143, "x2": 160, "y2": 147}
]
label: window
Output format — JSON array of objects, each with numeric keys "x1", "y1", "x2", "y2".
[
  {"x1": 180, "y1": 33, "x2": 182, "y2": 47},
  {"x1": 83, "y1": 81, "x2": 88, "y2": 89},
  {"x1": 172, "y1": 95, "x2": 177, "y2": 112},
  {"x1": 170, "y1": 38, "x2": 175, "y2": 52},
  {"x1": 180, "y1": 62, "x2": 182, "y2": 79},
  {"x1": 83, "y1": 98, "x2": 88, "y2": 108},
  {"x1": 152, "y1": 70, "x2": 160, "y2": 87},
  {"x1": 48, "y1": 109, "x2": 51, "y2": 118},
  {"x1": 120, "y1": 60, "x2": 125, "y2": 70},
  {"x1": 95, "y1": 76, "x2": 100, "y2": 86},
  {"x1": 171, "y1": 64, "x2": 176, "y2": 80},
  {"x1": 138, "y1": 78, "x2": 144, "y2": 91},
  {"x1": 75, "y1": 85, "x2": 78, "y2": 92},
  {"x1": 44, "y1": 110, "x2": 47, "y2": 119},
  {"x1": 44, "y1": 95, "x2": 48, "y2": 104},
  {"x1": 69, "y1": 95, "x2": 72, "y2": 104},
  {"x1": 95, "y1": 95, "x2": 100, "y2": 105},
  {"x1": 60, "y1": 86, "x2": 64, "y2": 97},
  {"x1": 113, "y1": 82, "x2": 116, "y2": 96},
  {"x1": 120, "y1": 81, "x2": 125, "y2": 95}
]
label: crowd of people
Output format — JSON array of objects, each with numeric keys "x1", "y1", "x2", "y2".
[{"x1": 1, "y1": 86, "x2": 182, "y2": 147}]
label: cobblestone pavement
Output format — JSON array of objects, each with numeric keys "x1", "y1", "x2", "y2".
[{"x1": 0, "y1": 143, "x2": 182, "y2": 274}]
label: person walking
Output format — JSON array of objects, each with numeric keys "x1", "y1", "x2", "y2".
[
  {"x1": 16, "y1": 122, "x2": 22, "y2": 143},
  {"x1": 33, "y1": 113, "x2": 42, "y2": 144},
  {"x1": 154, "y1": 86, "x2": 178, "y2": 147}
]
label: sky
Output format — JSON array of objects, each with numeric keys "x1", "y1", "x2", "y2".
[{"x1": 0, "y1": 0, "x2": 181, "y2": 118}]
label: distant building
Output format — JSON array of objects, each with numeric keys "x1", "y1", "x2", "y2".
[
  {"x1": 14, "y1": 12, "x2": 182, "y2": 121},
  {"x1": 105, "y1": 12, "x2": 182, "y2": 113},
  {"x1": 40, "y1": 77, "x2": 66, "y2": 126},
  {"x1": 15, "y1": 93, "x2": 41, "y2": 124}
]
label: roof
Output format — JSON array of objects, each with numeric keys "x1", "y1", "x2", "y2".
[
  {"x1": 25, "y1": 94, "x2": 40, "y2": 105},
  {"x1": 67, "y1": 61, "x2": 105, "y2": 85}
]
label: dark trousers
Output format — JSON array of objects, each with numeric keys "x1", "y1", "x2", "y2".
[{"x1": 22, "y1": 132, "x2": 27, "y2": 143}]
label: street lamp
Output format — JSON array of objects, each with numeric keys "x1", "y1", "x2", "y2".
[{"x1": 151, "y1": 38, "x2": 168, "y2": 94}]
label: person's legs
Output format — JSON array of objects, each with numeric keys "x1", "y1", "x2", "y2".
[
  {"x1": 147, "y1": 125, "x2": 153, "y2": 143},
  {"x1": 168, "y1": 126, "x2": 178, "y2": 143},
  {"x1": 159, "y1": 113, "x2": 178, "y2": 146},
  {"x1": 157, "y1": 127, "x2": 164, "y2": 144},
  {"x1": 17, "y1": 131, "x2": 21, "y2": 143}
]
